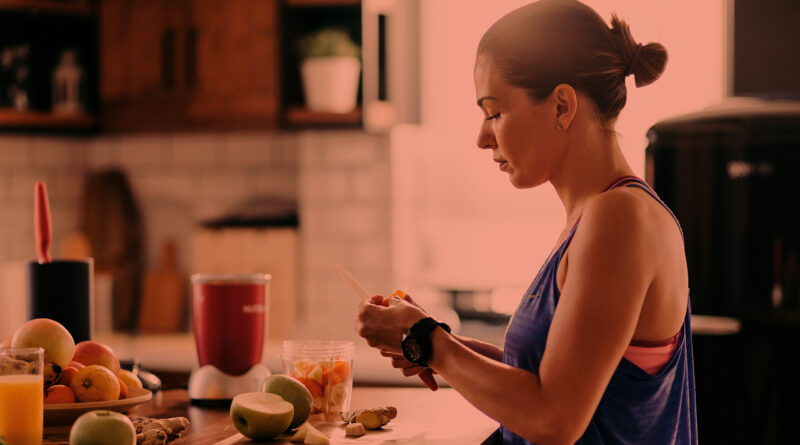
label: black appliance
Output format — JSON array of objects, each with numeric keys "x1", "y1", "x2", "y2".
[{"x1": 645, "y1": 98, "x2": 800, "y2": 444}]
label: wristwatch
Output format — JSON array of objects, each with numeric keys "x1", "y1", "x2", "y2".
[{"x1": 401, "y1": 317, "x2": 451, "y2": 368}]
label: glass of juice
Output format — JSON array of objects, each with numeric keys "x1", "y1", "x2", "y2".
[{"x1": 0, "y1": 347, "x2": 44, "y2": 445}]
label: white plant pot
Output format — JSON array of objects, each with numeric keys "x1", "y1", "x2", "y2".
[{"x1": 300, "y1": 56, "x2": 361, "y2": 113}]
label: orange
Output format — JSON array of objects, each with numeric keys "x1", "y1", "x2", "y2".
[
  {"x1": 296, "y1": 377, "x2": 323, "y2": 398},
  {"x1": 331, "y1": 361, "x2": 351, "y2": 385},
  {"x1": 70, "y1": 365, "x2": 120, "y2": 402},
  {"x1": 44, "y1": 385, "x2": 76, "y2": 404},
  {"x1": 118, "y1": 369, "x2": 142, "y2": 389},
  {"x1": 118, "y1": 377, "x2": 128, "y2": 399}
]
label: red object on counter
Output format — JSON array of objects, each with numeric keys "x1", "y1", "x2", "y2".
[
  {"x1": 191, "y1": 275, "x2": 269, "y2": 376},
  {"x1": 34, "y1": 181, "x2": 52, "y2": 264}
]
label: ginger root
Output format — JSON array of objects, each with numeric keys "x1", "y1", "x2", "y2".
[
  {"x1": 131, "y1": 416, "x2": 190, "y2": 445},
  {"x1": 345, "y1": 422, "x2": 367, "y2": 437},
  {"x1": 341, "y1": 406, "x2": 397, "y2": 429}
]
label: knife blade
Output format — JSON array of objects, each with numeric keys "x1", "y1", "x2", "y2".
[
  {"x1": 335, "y1": 264, "x2": 373, "y2": 300},
  {"x1": 335, "y1": 264, "x2": 440, "y2": 391}
]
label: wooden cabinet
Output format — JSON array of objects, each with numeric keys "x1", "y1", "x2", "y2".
[
  {"x1": 0, "y1": 1, "x2": 98, "y2": 133},
  {"x1": 100, "y1": 0, "x2": 278, "y2": 131}
]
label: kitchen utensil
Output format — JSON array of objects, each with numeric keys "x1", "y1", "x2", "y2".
[
  {"x1": 334, "y1": 264, "x2": 440, "y2": 391},
  {"x1": 28, "y1": 259, "x2": 93, "y2": 343},
  {"x1": 139, "y1": 240, "x2": 186, "y2": 333},
  {"x1": 34, "y1": 181, "x2": 51, "y2": 264},
  {"x1": 281, "y1": 340, "x2": 354, "y2": 422},
  {"x1": 187, "y1": 274, "x2": 271, "y2": 403}
]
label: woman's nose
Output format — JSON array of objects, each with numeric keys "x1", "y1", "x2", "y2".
[{"x1": 476, "y1": 123, "x2": 495, "y2": 150}]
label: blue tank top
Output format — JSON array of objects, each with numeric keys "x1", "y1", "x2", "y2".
[{"x1": 497, "y1": 176, "x2": 698, "y2": 445}]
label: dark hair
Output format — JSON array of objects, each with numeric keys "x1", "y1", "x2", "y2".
[{"x1": 477, "y1": 0, "x2": 668, "y2": 122}]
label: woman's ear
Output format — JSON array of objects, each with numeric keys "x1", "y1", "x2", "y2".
[{"x1": 551, "y1": 84, "x2": 578, "y2": 130}]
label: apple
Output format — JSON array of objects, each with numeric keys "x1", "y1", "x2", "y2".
[
  {"x1": 11, "y1": 318, "x2": 75, "y2": 368},
  {"x1": 230, "y1": 392, "x2": 294, "y2": 441},
  {"x1": 261, "y1": 374, "x2": 313, "y2": 430},
  {"x1": 72, "y1": 341, "x2": 120, "y2": 375},
  {"x1": 69, "y1": 410, "x2": 136, "y2": 445}
]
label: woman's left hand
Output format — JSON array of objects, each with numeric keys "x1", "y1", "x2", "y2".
[{"x1": 355, "y1": 295, "x2": 428, "y2": 355}]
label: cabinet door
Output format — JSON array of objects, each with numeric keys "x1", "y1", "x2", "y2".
[
  {"x1": 100, "y1": 0, "x2": 189, "y2": 130},
  {"x1": 186, "y1": 0, "x2": 279, "y2": 128}
]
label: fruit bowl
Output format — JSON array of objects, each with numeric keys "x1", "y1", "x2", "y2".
[{"x1": 44, "y1": 387, "x2": 152, "y2": 426}]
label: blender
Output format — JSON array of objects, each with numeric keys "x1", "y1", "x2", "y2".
[{"x1": 188, "y1": 274, "x2": 271, "y2": 403}]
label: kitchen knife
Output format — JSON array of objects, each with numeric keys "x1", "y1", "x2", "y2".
[{"x1": 335, "y1": 264, "x2": 440, "y2": 391}]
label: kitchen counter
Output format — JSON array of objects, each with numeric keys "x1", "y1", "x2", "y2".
[
  {"x1": 44, "y1": 387, "x2": 499, "y2": 444},
  {"x1": 96, "y1": 333, "x2": 439, "y2": 387}
]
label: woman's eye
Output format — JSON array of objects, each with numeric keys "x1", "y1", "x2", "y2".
[{"x1": 486, "y1": 113, "x2": 500, "y2": 121}]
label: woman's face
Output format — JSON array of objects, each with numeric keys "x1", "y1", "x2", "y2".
[{"x1": 474, "y1": 55, "x2": 562, "y2": 189}]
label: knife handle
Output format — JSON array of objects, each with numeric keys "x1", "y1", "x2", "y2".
[{"x1": 419, "y1": 369, "x2": 438, "y2": 391}]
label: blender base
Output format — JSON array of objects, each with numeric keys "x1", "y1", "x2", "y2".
[{"x1": 188, "y1": 363, "x2": 271, "y2": 403}]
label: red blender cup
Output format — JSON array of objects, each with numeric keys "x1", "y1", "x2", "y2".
[{"x1": 188, "y1": 274, "x2": 272, "y2": 404}]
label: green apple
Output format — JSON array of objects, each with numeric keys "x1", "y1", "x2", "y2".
[
  {"x1": 69, "y1": 410, "x2": 136, "y2": 445},
  {"x1": 11, "y1": 318, "x2": 75, "y2": 368},
  {"x1": 261, "y1": 374, "x2": 313, "y2": 429},
  {"x1": 230, "y1": 392, "x2": 294, "y2": 441}
]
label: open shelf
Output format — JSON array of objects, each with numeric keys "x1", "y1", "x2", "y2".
[
  {"x1": 0, "y1": 109, "x2": 96, "y2": 129},
  {"x1": 0, "y1": 0, "x2": 94, "y2": 16},
  {"x1": 284, "y1": 106, "x2": 361, "y2": 126}
]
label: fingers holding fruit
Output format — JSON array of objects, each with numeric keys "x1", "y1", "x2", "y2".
[{"x1": 355, "y1": 295, "x2": 427, "y2": 353}]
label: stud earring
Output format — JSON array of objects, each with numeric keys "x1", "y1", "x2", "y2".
[{"x1": 556, "y1": 123, "x2": 563, "y2": 130}]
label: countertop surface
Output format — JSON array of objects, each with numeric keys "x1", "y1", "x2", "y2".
[{"x1": 44, "y1": 387, "x2": 499, "y2": 444}]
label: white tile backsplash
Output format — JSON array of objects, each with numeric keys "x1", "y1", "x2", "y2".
[{"x1": 0, "y1": 129, "x2": 391, "y2": 343}]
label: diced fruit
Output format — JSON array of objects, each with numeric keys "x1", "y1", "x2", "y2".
[
  {"x1": 296, "y1": 377, "x2": 323, "y2": 398},
  {"x1": 44, "y1": 385, "x2": 76, "y2": 404},
  {"x1": 307, "y1": 364, "x2": 323, "y2": 385},
  {"x1": 10, "y1": 318, "x2": 75, "y2": 368},
  {"x1": 261, "y1": 374, "x2": 313, "y2": 430},
  {"x1": 59, "y1": 367, "x2": 79, "y2": 387},
  {"x1": 289, "y1": 423, "x2": 323, "y2": 443},
  {"x1": 346, "y1": 422, "x2": 367, "y2": 437},
  {"x1": 69, "y1": 410, "x2": 136, "y2": 445},
  {"x1": 304, "y1": 429, "x2": 330, "y2": 444},
  {"x1": 229, "y1": 392, "x2": 294, "y2": 441},
  {"x1": 71, "y1": 365, "x2": 121, "y2": 402},
  {"x1": 331, "y1": 361, "x2": 350, "y2": 385}
]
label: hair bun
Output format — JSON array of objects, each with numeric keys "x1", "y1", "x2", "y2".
[{"x1": 610, "y1": 13, "x2": 668, "y2": 87}]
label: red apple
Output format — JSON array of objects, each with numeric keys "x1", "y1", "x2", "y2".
[
  {"x1": 68, "y1": 361, "x2": 85, "y2": 370},
  {"x1": 72, "y1": 341, "x2": 120, "y2": 375}
]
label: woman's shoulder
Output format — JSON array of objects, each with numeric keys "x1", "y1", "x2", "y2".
[{"x1": 581, "y1": 186, "x2": 653, "y2": 235}]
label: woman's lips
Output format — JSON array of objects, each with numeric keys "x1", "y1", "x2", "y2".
[{"x1": 495, "y1": 159, "x2": 509, "y2": 171}]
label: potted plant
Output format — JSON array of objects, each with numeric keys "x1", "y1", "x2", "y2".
[{"x1": 296, "y1": 28, "x2": 361, "y2": 114}]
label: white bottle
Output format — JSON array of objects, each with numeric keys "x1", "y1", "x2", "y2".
[{"x1": 52, "y1": 49, "x2": 83, "y2": 114}]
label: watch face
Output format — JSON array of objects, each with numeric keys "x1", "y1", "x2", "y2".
[{"x1": 402, "y1": 338, "x2": 422, "y2": 362}]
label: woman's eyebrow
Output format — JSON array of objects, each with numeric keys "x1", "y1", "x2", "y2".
[{"x1": 477, "y1": 96, "x2": 499, "y2": 107}]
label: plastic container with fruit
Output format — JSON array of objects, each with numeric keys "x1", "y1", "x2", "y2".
[{"x1": 281, "y1": 340, "x2": 354, "y2": 422}]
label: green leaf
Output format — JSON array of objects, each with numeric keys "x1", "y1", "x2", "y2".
[{"x1": 296, "y1": 28, "x2": 361, "y2": 60}]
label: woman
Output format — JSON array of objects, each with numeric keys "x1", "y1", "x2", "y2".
[{"x1": 355, "y1": 1, "x2": 697, "y2": 444}]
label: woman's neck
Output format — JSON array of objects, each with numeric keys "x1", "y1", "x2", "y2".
[{"x1": 549, "y1": 120, "x2": 634, "y2": 224}]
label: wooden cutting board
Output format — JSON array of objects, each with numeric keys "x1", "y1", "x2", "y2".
[{"x1": 138, "y1": 240, "x2": 187, "y2": 332}]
